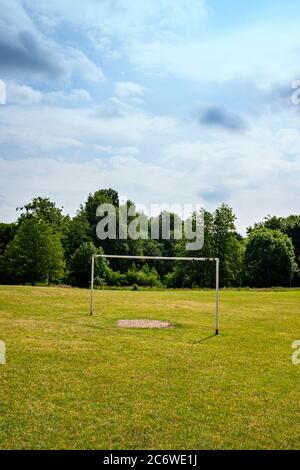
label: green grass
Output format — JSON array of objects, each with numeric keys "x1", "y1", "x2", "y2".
[{"x1": 0, "y1": 285, "x2": 299, "y2": 450}]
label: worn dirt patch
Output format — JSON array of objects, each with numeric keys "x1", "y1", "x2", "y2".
[{"x1": 117, "y1": 319, "x2": 173, "y2": 329}]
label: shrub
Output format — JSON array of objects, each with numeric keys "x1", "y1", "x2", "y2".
[
  {"x1": 106, "y1": 269, "x2": 127, "y2": 286},
  {"x1": 126, "y1": 264, "x2": 160, "y2": 287}
]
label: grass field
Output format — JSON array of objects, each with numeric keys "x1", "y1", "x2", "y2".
[{"x1": 0, "y1": 285, "x2": 299, "y2": 450}]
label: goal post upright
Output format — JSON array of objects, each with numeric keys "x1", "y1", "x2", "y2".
[
  {"x1": 216, "y1": 257, "x2": 219, "y2": 336},
  {"x1": 89, "y1": 254, "x2": 95, "y2": 316},
  {"x1": 90, "y1": 254, "x2": 220, "y2": 335}
]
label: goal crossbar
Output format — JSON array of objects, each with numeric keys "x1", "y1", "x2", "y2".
[{"x1": 90, "y1": 254, "x2": 220, "y2": 335}]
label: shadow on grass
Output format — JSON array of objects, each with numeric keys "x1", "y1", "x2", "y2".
[{"x1": 192, "y1": 334, "x2": 218, "y2": 345}]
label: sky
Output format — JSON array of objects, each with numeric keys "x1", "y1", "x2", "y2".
[{"x1": 0, "y1": 0, "x2": 300, "y2": 233}]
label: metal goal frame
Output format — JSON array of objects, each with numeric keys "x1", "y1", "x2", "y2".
[{"x1": 90, "y1": 255, "x2": 220, "y2": 335}]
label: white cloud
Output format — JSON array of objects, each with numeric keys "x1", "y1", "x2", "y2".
[
  {"x1": 93, "y1": 145, "x2": 140, "y2": 156},
  {"x1": 7, "y1": 82, "x2": 42, "y2": 105},
  {"x1": 6, "y1": 82, "x2": 92, "y2": 106},
  {"x1": 111, "y1": 81, "x2": 145, "y2": 110},
  {"x1": 0, "y1": 0, "x2": 104, "y2": 82},
  {"x1": 0, "y1": 156, "x2": 186, "y2": 222},
  {"x1": 1, "y1": 104, "x2": 300, "y2": 233},
  {"x1": 0, "y1": 97, "x2": 181, "y2": 153},
  {"x1": 115, "y1": 81, "x2": 144, "y2": 99},
  {"x1": 1, "y1": 1, "x2": 300, "y2": 235},
  {"x1": 127, "y1": 20, "x2": 300, "y2": 86},
  {"x1": 162, "y1": 116, "x2": 300, "y2": 231},
  {"x1": 24, "y1": 0, "x2": 208, "y2": 39},
  {"x1": 65, "y1": 47, "x2": 104, "y2": 82},
  {"x1": 44, "y1": 89, "x2": 92, "y2": 105}
]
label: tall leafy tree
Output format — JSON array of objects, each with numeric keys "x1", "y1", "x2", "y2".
[
  {"x1": 0, "y1": 223, "x2": 17, "y2": 252},
  {"x1": 243, "y1": 229, "x2": 297, "y2": 287},
  {"x1": 17, "y1": 197, "x2": 67, "y2": 230},
  {"x1": 69, "y1": 242, "x2": 108, "y2": 288},
  {"x1": 0, "y1": 223, "x2": 17, "y2": 284},
  {"x1": 250, "y1": 215, "x2": 284, "y2": 232},
  {"x1": 82, "y1": 189, "x2": 128, "y2": 261},
  {"x1": 152, "y1": 211, "x2": 183, "y2": 277},
  {"x1": 169, "y1": 206, "x2": 243, "y2": 288},
  {"x1": 248, "y1": 214, "x2": 300, "y2": 286},
  {"x1": 84, "y1": 188, "x2": 119, "y2": 231},
  {"x1": 5, "y1": 218, "x2": 65, "y2": 285},
  {"x1": 212, "y1": 204, "x2": 242, "y2": 286},
  {"x1": 62, "y1": 211, "x2": 90, "y2": 263},
  {"x1": 282, "y1": 216, "x2": 300, "y2": 286},
  {"x1": 165, "y1": 210, "x2": 215, "y2": 287}
]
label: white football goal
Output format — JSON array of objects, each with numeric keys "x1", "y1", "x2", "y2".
[{"x1": 90, "y1": 255, "x2": 220, "y2": 335}]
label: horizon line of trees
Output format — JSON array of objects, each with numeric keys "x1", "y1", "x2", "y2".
[{"x1": 0, "y1": 188, "x2": 299, "y2": 289}]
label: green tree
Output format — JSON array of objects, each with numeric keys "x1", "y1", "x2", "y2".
[
  {"x1": 84, "y1": 189, "x2": 119, "y2": 230},
  {"x1": 168, "y1": 206, "x2": 243, "y2": 288},
  {"x1": 221, "y1": 233, "x2": 244, "y2": 287},
  {"x1": 213, "y1": 204, "x2": 242, "y2": 286},
  {"x1": 82, "y1": 190, "x2": 131, "y2": 268},
  {"x1": 69, "y1": 243, "x2": 108, "y2": 288},
  {"x1": 249, "y1": 215, "x2": 284, "y2": 232},
  {"x1": 62, "y1": 211, "x2": 90, "y2": 263},
  {"x1": 282, "y1": 216, "x2": 300, "y2": 286},
  {"x1": 0, "y1": 223, "x2": 17, "y2": 252},
  {"x1": 151, "y1": 211, "x2": 183, "y2": 278},
  {"x1": 5, "y1": 218, "x2": 65, "y2": 285},
  {"x1": 243, "y1": 229, "x2": 297, "y2": 287},
  {"x1": 248, "y1": 214, "x2": 300, "y2": 286},
  {"x1": 0, "y1": 223, "x2": 17, "y2": 284},
  {"x1": 17, "y1": 197, "x2": 67, "y2": 230},
  {"x1": 163, "y1": 210, "x2": 213, "y2": 288}
]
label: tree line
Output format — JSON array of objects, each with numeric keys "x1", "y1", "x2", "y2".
[{"x1": 0, "y1": 189, "x2": 299, "y2": 288}]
